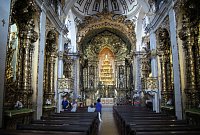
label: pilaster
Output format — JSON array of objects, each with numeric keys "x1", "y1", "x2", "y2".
[
  {"x1": 149, "y1": 32, "x2": 160, "y2": 112},
  {"x1": 0, "y1": 0, "x2": 11, "y2": 128},
  {"x1": 73, "y1": 56, "x2": 80, "y2": 99},
  {"x1": 56, "y1": 32, "x2": 64, "y2": 113},
  {"x1": 36, "y1": 8, "x2": 46, "y2": 119},
  {"x1": 169, "y1": 7, "x2": 183, "y2": 120}
]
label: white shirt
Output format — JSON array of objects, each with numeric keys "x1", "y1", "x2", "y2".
[
  {"x1": 88, "y1": 107, "x2": 95, "y2": 112},
  {"x1": 71, "y1": 103, "x2": 77, "y2": 112}
]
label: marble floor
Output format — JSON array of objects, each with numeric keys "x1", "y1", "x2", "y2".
[{"x1": 98, "y1": 105, "x2": 119, "y2": 135}]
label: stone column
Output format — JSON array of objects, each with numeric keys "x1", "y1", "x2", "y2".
[
  {"x1": 73, "y1": 56, "x2": 80, "y2": 99},
  {"x1": 36, "y1": 8, "x2": 46, "y2": 120},
  {"x1": 0, "y1": 0, "x2": 11, "y2": 128},
  {"x1": 134, "y1": 55, "x2": 141, "y2": 93},
  {"x1": 57, "y1": 32, "x2": 64, "y2": 113},
  {"x1": 149, "y1": 32, "x2": 160, "y2": 112},
  {"x1": 169, "y1": 8, "x2": 183, "y2": 120}
]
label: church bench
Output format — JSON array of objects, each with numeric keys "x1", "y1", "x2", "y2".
[
  {"x1": 125, "y1": 120, "x2": 187, "y2": 125},
  {"x1": 0, "y1": 130, "x2": 86, "y2": 135},
  {"x1": 32, "y1": 119, "x2": 94, "y2": 125},
  {"x1": 127, "y1": 125, "x2": 200, "y2": 135},
  {"x1": 42, "y1": 117, "x2": 97, "y2": 121},
  {"x1": 17, "y1": 124, "x2": 92, "y2": 135},
  {"x1": 135, "y1": 131, "x2": 200, "y2": 135},
  {"x1": 31, "y1": 119, "x2": 99, "y2": 135},
  {"x1": 119, "y1": 115, "x2": 177, "y2": 135},
  {"x1": 49, "y1": 113, "x2": 97, "y2": 117},
  {"x1": 32, "y1": 112, "x2": 99, "y2": 135}
]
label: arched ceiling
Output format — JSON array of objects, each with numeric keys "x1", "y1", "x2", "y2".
[{"x1": 72, "y1": 0, "x2": 140, "y2": 19}]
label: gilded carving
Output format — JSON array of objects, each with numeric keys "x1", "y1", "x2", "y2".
[
  {"x1": 6, "y1": 0, "x2": 39, "y2": 109},
  {"x1": 146, "y1": 77, "x2": 158, "y2": 90},
  {"x1": 44, "y1": 30, "x2": 57, "y2": 106},
  {"x1": 84, "y1": 31, "x2": 128, "y2": 61},
  {"x1": 156, "y1": 27, "x2": 174, "y2": 106},
  {"x1": 77, "y1": 11, "x2": 136, "y2": 50},
  {"x1": 178, "y1": 2, "x2": 200, "y2": 108}
]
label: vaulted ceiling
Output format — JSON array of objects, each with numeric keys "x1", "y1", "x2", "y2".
[{"x1": 72, "y1": 0, "x2": 140, "y2": 19}]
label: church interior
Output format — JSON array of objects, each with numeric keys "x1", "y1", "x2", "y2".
[{"x1": 0, "y1": 0, "x2": 200, "y2": 134}]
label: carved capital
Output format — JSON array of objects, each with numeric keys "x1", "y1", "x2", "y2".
[
  {"x1": 19, "y1": 19, "x2": 38, "y2": 49},
  {"x1": 146, "y1": 77, "x2": 158, "y2": 90},
  {"x1": 151, "y1": 49, "x2": 157, "y2": 57},
  {"x1": 12, "y1": 0, "x2": 37, "y2": 29},
  {"x1": 58, "y1": 51, "x2": 63, "y2": 60},
  {"x1": 157, "y1": 28, "x2": 170, "y2": 51}
]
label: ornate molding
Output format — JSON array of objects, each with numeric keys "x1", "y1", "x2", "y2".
[
  {"x1": 150, "y1": 49, "x2": 157, "y2": 57},
  {"x1": 84, "y1": 31, "x2": 128, "y2": 61},
  {"x1": 145, "y1": 0, "x2": 173, "y2": 33},
  {"x1": 146, "y1": 77, "x2": 158, "y2": 90},
  {"x1": 156, "y1": 27, "x2": 170, "y2": 51},
  {"x1": 77, "y1": 11, "x2": 136, "y2": 50},
  {"x1": 58, "y1": 51, "x2": 63, "y2": 60}
]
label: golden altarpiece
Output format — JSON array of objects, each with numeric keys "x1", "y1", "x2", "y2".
[
  {"x1": 178, "y1": 0, "x2": 200, "y2": 109},
  {"x1": 77, "y1": 11, "x2": 136, "y2": 103},
  {"x1": 177, "y1": 0, "x2": 200, "y2": 124},
  {"x1": 2, "y1": 0, "x2": 66, "y2": 129},
  {"x1": 157, "y1": 27, "x2": 174, "y2": 107}
]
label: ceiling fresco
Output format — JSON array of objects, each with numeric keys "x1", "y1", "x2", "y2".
[{"x1": 72, "y1": 0, "x2": 140, "y2": 18}]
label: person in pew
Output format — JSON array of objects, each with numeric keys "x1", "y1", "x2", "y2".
[
  {"x1": 96, "y1": 98, "x2": 103, "y2": 122},
  {"x1": 62, "y1": 97, "x2": 69, "y2": 111},
  {"x1": 88, "y1": 103, "x2": 95, "y2": 112},
  {"x1": 71, "y1": 99, "x2": 78, "y2": 112}
]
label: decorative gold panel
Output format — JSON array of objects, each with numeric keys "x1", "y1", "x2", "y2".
[{"x1": 77, "y1": 11, "x2": 136, "y2": 50}]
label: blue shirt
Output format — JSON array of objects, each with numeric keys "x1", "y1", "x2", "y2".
[
  {"x1": 62, "y1": 100, "x2": 68, "y2": 109},
  {"x1": 96, "y1": 102, "x2": 102, "y2": 113}
]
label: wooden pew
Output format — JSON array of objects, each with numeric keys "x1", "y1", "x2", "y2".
[
  {"x1": 17, "y1": 124, "x2": 91, "y2": 135},
  {"x1": 17, "y1": 112, "x2": 99, "y2": 135},
  {"x1": 113, "y1": 105, "x2": 200, "y2": 135},
  {"x1": 136, "y1": 131, "x2": 200, "y2": 135},
  {"x1": 0, "y1": 129, "x2": 86, "y2": 135},
  {"x1": 127, "y1": 125, "x2": 200, "y2": 135}
]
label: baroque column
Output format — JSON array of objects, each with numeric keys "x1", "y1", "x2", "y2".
[
  {"x1": 18, "y1": 20, "x2": 38, "y2": 108},
  {"x1": 12, "y1": 0, "x2": 38, "y2": 108},
  {"x1": 157, "y1": 28, "x2": 173, "y2": 106},
  {"x1": 179, "y1": 15, "x2": 196, "y2": 108},
  {"x1": 44, "y1": 30, "x2": 57, "y2": 106}
]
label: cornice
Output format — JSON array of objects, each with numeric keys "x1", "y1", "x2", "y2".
[
  {"x1": 145, "y1": 0, "x2": 176, "y2": 34},
  {"x1": 35, "y1": 0, "x2": 68, "y2": 35}
]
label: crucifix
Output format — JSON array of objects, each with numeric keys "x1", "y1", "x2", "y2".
[{"x1": 2, "y1": 19, "x2": 5, "y2": 27}]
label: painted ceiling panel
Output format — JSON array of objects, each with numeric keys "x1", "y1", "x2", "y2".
[{"x1": 73, "y1": 0, "x2": 140, "y2": 18}]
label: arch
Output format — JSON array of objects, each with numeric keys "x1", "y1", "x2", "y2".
[
  {"x1": 77, "y1": 12, "x2": 136, "y2": 52},
  {"x1": 81, "y1": 28, "x2": 132, "y2": 52},
  {"x1": 99, "y1": 47, "x2": 115, "y2": 59}
]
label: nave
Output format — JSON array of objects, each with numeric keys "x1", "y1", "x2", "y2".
[
  {"x1": 1, "y1": 105, "x2": 200, "y2": 135},
  {"x1": 1, "y1": 0, "x2": 200, "y2": 134}
]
